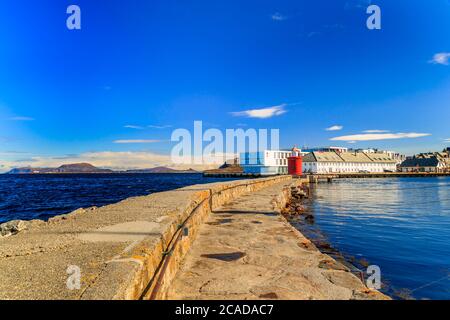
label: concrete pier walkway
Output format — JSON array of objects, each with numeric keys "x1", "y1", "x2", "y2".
[
  {"x1": 0, "y1": 176, "x2": 388, "y2": 300},
  {"x1": 166, "y1": 182, "x2": 388, "y2": 300},
  {"x1": 0, "y1": 176, "x2": 290, "y2": 299}
]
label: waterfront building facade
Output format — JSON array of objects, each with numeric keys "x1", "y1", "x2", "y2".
[
  {"x1": 302, "y1": 151, "x2": 397, "y2": 174},
  {"x1": 400, "y1": 151, "x2": 450, "y2": 173},
  {"x1": 352, "y1": 148, "x2": 406, "y2": 165},
  {"x1": 239, "y1": 150, "x2": 293, "y2": 175}
]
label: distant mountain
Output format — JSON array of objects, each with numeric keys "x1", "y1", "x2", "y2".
[
  {"x1": 203, "y1": 163, "x2": 243, "y2": 174},
  {"x1": 125, "y1": 166, "x2": 199, "y2": 174},
  {"x1": 6, "y1": 163, "x2": 113, "y2": 174},
  {"x1": 6, "y1": 163, "x2": 199, "y2": 174}
]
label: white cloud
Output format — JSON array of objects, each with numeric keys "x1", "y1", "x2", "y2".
[
  {"x1": 124, "y1": 125, "x2": 144, "y2": 130},
  {"x1": 113, "y1": 139, "x2": 161, "y2": 144},
  {"x1": 0, "y1": 151, "x2": 30, "y2": 156},
  {"x1": 124, "y1": 124, "x2": 172, "y2": 129},
  {"x1": 429, "y1": 52, "x2": 450, "y2": 65},
  {"x1": 0, "y1": 152, "x2": 170, "y2": 172},
  {"x1": 9, "y1": 116, "x2": 34, "y2": 121},
  {"x1": 230, "y1": 104, "x2": 287, "y2": 119},
  {"x1": 0, "y1": 151, "x2": 234, "y2": 173},
  {"x1": 363, "y1": 129, "x2": 390, "y2": 133},
  {"x1": 331, "y1": 132, "x2": 431, "y2": 142},
  {"x1": 444, "y1": 138, "x2": 450, "y2": 142},
  {"x1": 271, "y1": 12, "x2": 287, "y2": 21},
  {"x1": 326, "y1": 125, "x2": 343, "y2": 131}
]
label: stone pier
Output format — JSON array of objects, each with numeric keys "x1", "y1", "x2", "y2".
[
  {"x1": 165, "y1": 181, "x2": 387, "y2": 300},
  {"x1": 0, "y1": 176, "x2": 289, "y2": 299},
  {"x1": 0, "y1": 176, "x2": 388, "y2": 300}
]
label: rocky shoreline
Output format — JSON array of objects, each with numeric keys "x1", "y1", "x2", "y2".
[{"x1": 282, "y1": 184, "x2": 393, "y2": 298}]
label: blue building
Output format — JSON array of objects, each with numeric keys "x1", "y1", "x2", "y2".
[{"x1": 239, "y1": 150, "x2": 293, "y2": 175}]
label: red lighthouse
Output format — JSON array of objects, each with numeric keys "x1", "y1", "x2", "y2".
[{"x1": 288, "y1": 147, "x2": 303, "y2": 176}]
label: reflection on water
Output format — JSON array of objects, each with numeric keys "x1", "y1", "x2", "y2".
[{"x1": 296, "y1": 177, "x2": 450, "y2": 300}]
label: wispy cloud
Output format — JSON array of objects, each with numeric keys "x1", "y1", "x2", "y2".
[
  {"x1": 148, "y1": 125, "x2": 172, "y2": 129},
  {"x1": 331, "y1": 132, "x2": 431, "y2": 142},
  {"x1": 124, "y1": 125, "x2": 144, "y2": 130},
  {"x1": 429, "y1": 52, "x2": 450, "y2": 65},
  {"x1": 363, "y1": 129, "x2": 390, "y2": 133},
  {"x1": 326, "y1": 125, "x2": 343, "y2": 131},
  {"x1": 271, "y1": 12, "x2": 287, "y2": 21},
  {"x1": 9, "y1": 116, "x2": 34, "y2": 121},
  {"x1": 124, "y1": 124, "x2": 172, "y2": 130},
  {"x1": 444, "y1": 138, "x2": 450, "y2": 143},
  {"x1": 113, "y1": 139, "x2": 162, "y2": 144},
  {"x1": 230, "y1": 104, "x2": 287, "y2": 119},
  {"x1": 0, "y1": 151, "x2": 31, "y2": 156}
]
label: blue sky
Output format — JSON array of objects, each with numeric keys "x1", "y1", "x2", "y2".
[{"x1": 0, "y1": 0, "x2": 449, "y2": 170}]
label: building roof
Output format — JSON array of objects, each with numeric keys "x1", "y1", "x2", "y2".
[
  {"x1": 303, "y1": 151, "x2": 396, "y2": 163},
  {"x1": 365, "y1": 153, "x2": 397, "y2": 163},
  {"x1": 400, "y1": 157, "x2": 440, "y2": 168},
  {"x1": 339, "y1": 152, "x2": 372, "y2": 163},
  {"x1": 303, "y1": 151, "x2": 344, "y2": 162}
]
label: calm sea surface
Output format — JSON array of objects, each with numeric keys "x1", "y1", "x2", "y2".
[
  {"x1": 0, "y1": 173, "x2": 238, "y2": 224},
  {"x1": 293, "y1": 177, "x2": 450, "y2": 300}
]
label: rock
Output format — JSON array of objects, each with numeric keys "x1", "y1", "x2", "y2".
[
  {"x1": 316, "y1": 241, "x2": 332, "y2": 250},
  {"x1": 0, "y1": 220, "x2": 28, "y2": 238},
  {"x1": 48, "y1": 208, "x2": 87, "y2": 223},
  {"x1": 27, "y1": 219, "x2": 45, "y2": 228},
  {"x1": 358, "y1": 258, "x2": 370, "y2": 268},
  {"x1": 318, "y1": 259, "x2": 349, "y2": 271}
]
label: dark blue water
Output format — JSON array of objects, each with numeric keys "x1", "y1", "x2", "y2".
[
  {"x1": 297, "y1": 177, "x2": 450, "y2": 300},
  {"x1": 0, "y1": 173, "x2": 238, "y2": 224}
]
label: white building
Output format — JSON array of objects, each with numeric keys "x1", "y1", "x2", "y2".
[
  {"x1": 302, "y1": 151, "x2": 397, "y2": 174},
  {"x1": 400, "y1": 152, "x2": 450, "y2": 173},
  {"x1": 303, "y1": 146, "x2": 348, "y2": 154},
  {"x1": 239, "y1": 150, "x2": 293, "y2": 175},
  {"x1": 353, "y1": 148, "x2": 405, "y2": 164}
]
